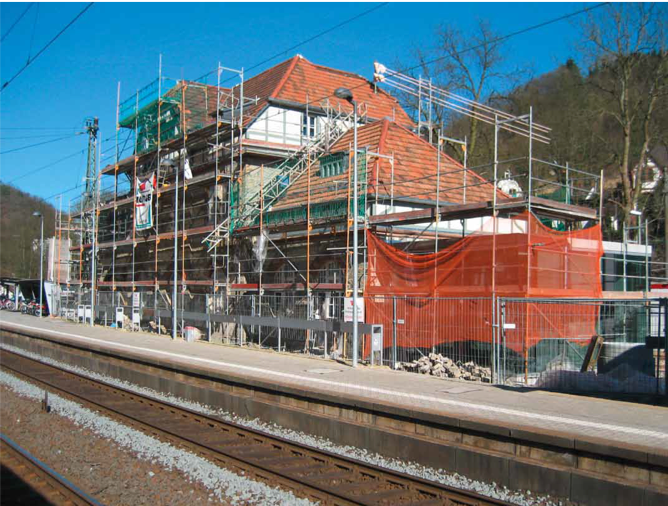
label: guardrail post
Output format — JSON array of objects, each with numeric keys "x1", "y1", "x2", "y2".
[
  {"x1": 206, "y1": 294, "x2": 211, "y2": 342},
  {"x1": 491, "y1": 296, "x2": 497, "y2": 384},
  {"x1": 392, "y1": 296, "x2": 397, "y2": 370},
  {"x1": 500, "y1": 299, "x2": 506, "y2": 384},
  {"x1": 277, "y1": 319, "x2": 282, "y2": 353},
  {"x1": 663, "y1": 298, "x2": 667, "y2": 397}
]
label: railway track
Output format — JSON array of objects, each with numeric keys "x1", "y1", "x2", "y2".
[
  {"x1": 1, "y1": 433, "x2": 103, "y2": 506},
  {"x1": 1, "y1": 349, "x2": 514, "y2": 506}
]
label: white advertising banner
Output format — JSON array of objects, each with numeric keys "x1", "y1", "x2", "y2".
[{"x1": 135, "y1": 173, "x2": 156, "y2": 231}]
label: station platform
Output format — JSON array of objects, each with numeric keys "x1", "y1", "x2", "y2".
[
  {"x1": 1, "y1": 310, "x2": 667, "y2": 506},
  {"x1": 1, "y1": 310, "x2": 666, "y2": 450}
]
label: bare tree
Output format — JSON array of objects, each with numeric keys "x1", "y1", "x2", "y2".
[
  {"x1": 402, "y1": 20, "x2": 527, "y2": 163},
  {"x1": 580, "y1": 3, "x2": 668, "y2": 226}
]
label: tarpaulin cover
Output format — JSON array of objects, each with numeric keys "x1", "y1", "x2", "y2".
[{"x1": 365, "y1": 212, "x2": 603, "y2": 354}]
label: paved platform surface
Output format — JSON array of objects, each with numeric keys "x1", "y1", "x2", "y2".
[{"x1": 2, "y1": 311, "x2": 666, "y2": 452}]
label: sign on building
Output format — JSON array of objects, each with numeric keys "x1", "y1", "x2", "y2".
[{"x1": 344, "y1": 296, "x2": 365, "y2": 323}]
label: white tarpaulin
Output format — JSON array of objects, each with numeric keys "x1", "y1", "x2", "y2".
[
  {"x1": 184, "y1": 157, "x2": 193, "y2": 180},
  {"x1": 135, "y1": 173, "x2": 156, "y2": 231}
]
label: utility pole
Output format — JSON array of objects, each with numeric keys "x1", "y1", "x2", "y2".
[
  {"x1": 84, "y1": 117, "x2": 99, "y2": 325},
  {"x1": 83, "y1": 118, "x2": 99, "y2": 244}
]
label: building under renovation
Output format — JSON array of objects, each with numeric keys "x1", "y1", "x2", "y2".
[{"x1": 55, "y1": 54, "x2": 662, "y2": 389}]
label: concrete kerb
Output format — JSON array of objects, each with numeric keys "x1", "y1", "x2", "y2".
[
  {"x1": 0, "y1": 318, "x2": 665, "y2": 469},
  {"x1": 1, "y1": 318, "x2": 667, "y2": 506}
]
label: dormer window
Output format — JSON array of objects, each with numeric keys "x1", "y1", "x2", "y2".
[{"x1": 319, "y1": 152, "x2": 348, "y2": 178}]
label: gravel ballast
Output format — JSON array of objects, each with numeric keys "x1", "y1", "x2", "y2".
[
  {"x1": 0, "y1": 368, "x2": 312, "y2": 506},
  {"x1": 1, "y1": 342, "x2": 569, "y2": 506},
  {"x1": 0, "y1": 384, "x2": 230, "y2": 505}
]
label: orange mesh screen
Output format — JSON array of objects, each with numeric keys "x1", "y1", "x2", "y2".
[{"x1": 365, "y1": 212, "x2": 603, "y2": 354}]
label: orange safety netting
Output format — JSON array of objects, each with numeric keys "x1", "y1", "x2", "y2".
[{"x1": 365, "y1": 212, "x2": 603, "y2": 355}]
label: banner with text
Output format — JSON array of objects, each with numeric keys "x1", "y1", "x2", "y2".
[{"x1": 135, "y1": 173, "x2": 156, "y2": 231}]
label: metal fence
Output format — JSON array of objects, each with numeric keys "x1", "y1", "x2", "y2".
[
  {"x1": 366, "y1": 295, "x2": 494, "y2": 372},
  {"x1": 60, "y1": 289, "x2": 349, "y2": 358},
  {"x1": 52, "y1": 287, "x2": 666, "y2": 397},
  {"x1": 498, "y1": 298, "x2": 666, "y2": 396}
]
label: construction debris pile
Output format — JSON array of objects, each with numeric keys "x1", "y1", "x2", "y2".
[{"x1": 400, "y1": 353, "x2": 492, "y2": 382}]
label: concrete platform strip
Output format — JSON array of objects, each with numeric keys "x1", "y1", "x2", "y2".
[
  {"x1": 0, "y1": 342, "x2": 562, "y2": 506},
  {"x1": 4, "y1": 320, "x2": 666, "y2": 442}
]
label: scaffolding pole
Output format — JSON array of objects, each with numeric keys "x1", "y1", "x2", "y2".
[
  {"x1": 491, "y1": 114, "x2": 499, "y2": 384},
  {"x1": 112, "y1": 81, "x2": 120, "y2": 294},
  {"x1": 181, "y1": 86, "x2": 188, "y2": 333},
  {"x1": 259, "y1": 163, "x2": 264, "y2": 347},
  {"x1": 131, "y1": 90, "x2": 139, "y2": 294},
  {"x1": 155, "y1": 55, "x2": 162, "y2": 334},
  {"x1": 172, "y1": 78, "x2": 183, "y2": 340},
  {"x1": 91, "y1": 134, "x2": 101, "y2": 327},
  {"x1": 213, "y1": 63, "x2": 221, "y2": 297},
  {"x1": 525, "y1": 107, "x2": 533, "y2": 385}
]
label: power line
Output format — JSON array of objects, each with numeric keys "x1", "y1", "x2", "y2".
[
  {"x1": 216, "y1": 2, "x2": 388, "y2": 87},
  {"x1": 5, "y1": 132, "x2": 114, "y2": 200},
  {"x1": 411, "y1": 2, "x2": 611, "y2": 75},
  {"x1": 0, "y1": 133, "x2": 81, "y2": 155},
  {"x1": 0, "y1": 126, "x2": 80, "y2": 131},
  {"x1": 6, "y1": 149, "x2": 86, "y2": 184},
  {"x1": 27, "y1": 3, "x2": 40, "y2": 63},
  {"x1": 1, "y1": 3, "x2": 94, "y2": 93},
  {"x1": 194, "y1": 3, "x2": 389, "y2": 85},
  {"x1": 1, "y1": 133, "x2": 82, "y2": 140},
  {"x1": 245, "y1": 2, "x2": 389, "y2": 75},
  {"x1": 44, "y1": 183, "x2": 84, "y2": 201},
  {"x1": 251, "y1": 2, "x2": 611, "y2": 128},
  {"x1": 0, "y1": 3, "x2": 35, "y2": 43}
]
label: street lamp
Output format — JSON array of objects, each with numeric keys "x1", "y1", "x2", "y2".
[
  {"x1": 32, "y1": 211, "x2": 44, "y2": 317},
  {"x1": 334, "y1": 87, "x2": 360, "y2": 367}
]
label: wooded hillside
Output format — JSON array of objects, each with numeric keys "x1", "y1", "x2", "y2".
[{"x1": 0, "y1": 183, "x2": 56, "y2": 278}]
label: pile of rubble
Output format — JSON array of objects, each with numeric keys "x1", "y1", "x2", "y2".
[
  {"x1": 148, "y1": 320, "x2": 168, "y2": 334},
  {"x1": 400, "y1": 353, "x2": 492, "y2": 383}
]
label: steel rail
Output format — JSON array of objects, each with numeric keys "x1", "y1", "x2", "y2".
[
  {"x1": 1, "y1": 433, "x2": 104, "y2": 506},
  {"x1": 1, "y1": 349, "x2": 513, "y2": 506}
]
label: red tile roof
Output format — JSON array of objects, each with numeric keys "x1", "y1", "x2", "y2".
[
  {"x1": 272, "y1": 119, "x2": 503, "y2": 211},
  {"x1": 229, "y1": 55, "x2": 414, "y2": 129}
]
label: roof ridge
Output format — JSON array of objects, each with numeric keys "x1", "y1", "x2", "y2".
[
  {"x1": 305, "y1": 60, "x2": 405, "y2": 110},
  {"x1": 309, "y1": 60, "x2": 368, "y2": 81},
  {"x1": 270, "y1": 55, "x2": 300, "y2": 98}
]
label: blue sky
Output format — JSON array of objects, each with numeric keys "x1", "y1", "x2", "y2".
[{"x1": 0, "y1": 2, "x2": 586, "y2": 204}]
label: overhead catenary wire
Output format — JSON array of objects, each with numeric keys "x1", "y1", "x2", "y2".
[
  {"x1": 0, "y1": 133, "x2": 82, "y2": 155},
  {"x1": 1, "y1": 133, "x2": 83, "y2": 140},
  {"x1": 234, "y1": 2, "x2": 611, "y2": 130},
  {"x1": 0, "y1": 3, "x2": 35, "y2": 43},
  {"x1": 6, "y1": 133, "x2": 114, "y2": 185},
  {"x1": 1, "y1": 2, "x2": 94, "y2": 93},
  {"x1": 244, "y1": 2, "x2": 388, "y2": 76},
  {"x1": 6, "y1": 149, "x2": 86, "y2": 184},
  {"x1": 216, "y1": 2, "x2": 388, "y2": 86},
  {"x1": 0, "y1": 126, "x2": 81, "y2": 131},
  {"x1": 44, "y1": 182, "x2": 84, "y2": 201},
  {"x1": 26, "y1": 3, "x2": 40, "y2": 63}
]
